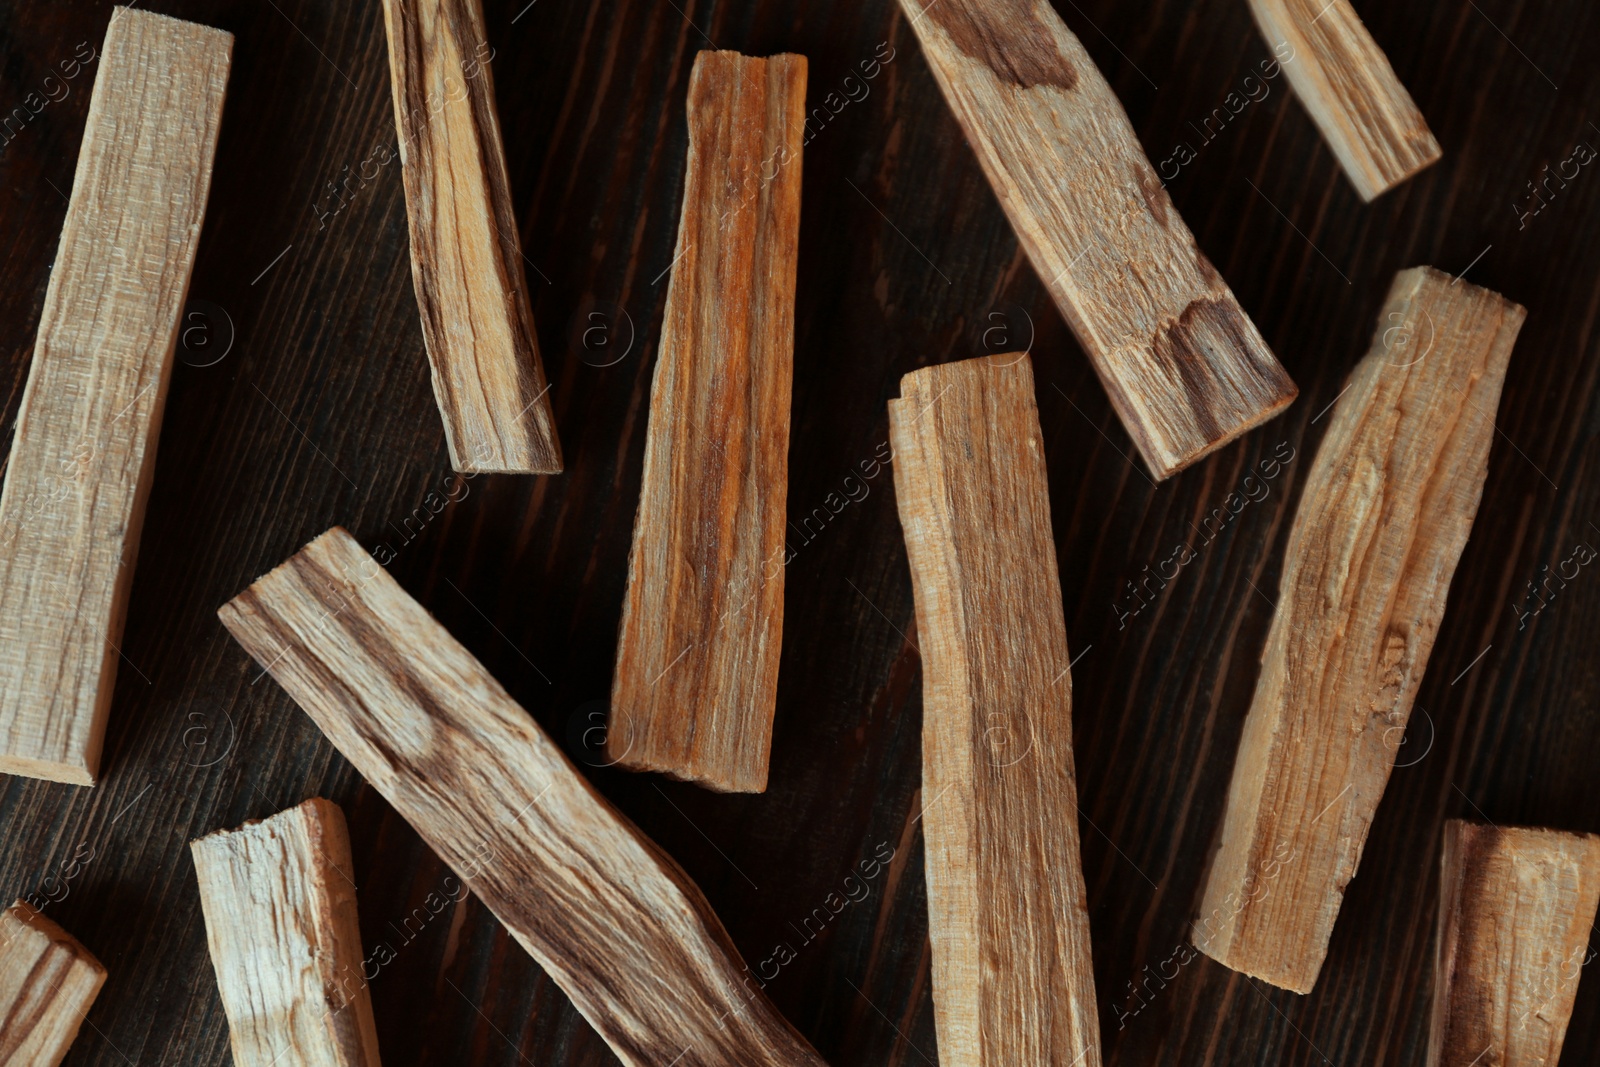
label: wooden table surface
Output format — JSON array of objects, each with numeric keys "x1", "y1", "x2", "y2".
[{"x1": 1, "y1": 0, "x2": 1596, "y2": 1064}]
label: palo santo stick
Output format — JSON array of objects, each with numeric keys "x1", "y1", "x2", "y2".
[
  {"x1": 1428, "y1": 820, "x2": 1600, "y2": 1067},
  {"x1": 0, "y1": 7, "x2": 231, "y2": 785},
  {"x1": 897, "y1": 0, "x2": 1296, "y2": 479},
  {"x1": 0, "y1": 901, "x2": 107, "y2": 1066},
  {"x1": 218, "y1": 528, "x2": 828, "y2": 1067},
  {"x1": 608, "y1": 50, "x2": 807, "y2": 793},
  {"x1": 191, "y1": 798, "x2": 382, "y2": 1067},
  {"x1": 380, "y1": 0, "x2": 562, "y2": 474},
  {"x1": 1195, "y1": 267, "x2": 1526, "y2": 993},
  {"x1": 889, "y1": 354, "x2": 1101, "y2": 1067},
  {"x1": 1250, "y1": 0, "x2": 1441, "y2": 201}
]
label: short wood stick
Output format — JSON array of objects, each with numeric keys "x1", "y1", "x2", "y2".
[
  {"x1": 380, "y1": 0, "x2": 563, "y2": 473},
  {"x1": 609, "y1": 50, "x2": 807, "y2": 793},
  {"x1": 897, "y1": 0, "x2": 1298, "y2": 479},
  {"x1": 219, "y1": 528, "x2": 829, "y2": 1067},
  {"x1": 1194, "y1": 267, "x2": 1526, "y2": 992},
  {"x1": 1250, "y1": 0, "x2": 1442, "y2": 201},
  {"x1": 0, "y1": 6, "x2": 232, "y2": 784},
  {"x1": 889, "y1": 353, "x2": 1101, "y2": 1067},
  {"x1": 0, "y1": 901, "x2": 107, "y2": 1066},
  {"x1": 191, "y1": 798, "x2": 383, "y2": 1067},
  {"x1": 1428, "y1": 820, "x2": 1600, "y2": 1067}
]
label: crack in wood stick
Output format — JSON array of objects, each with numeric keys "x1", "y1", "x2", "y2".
[
  {"x1": 1428, "y1": 820, "x2": 1600, "y2": 1067},
  {"x1": 889, "y1": 353, "x2": 1101, "y2": 1067},
  {"x1": 1194, "y1": 267, "x2": 1526, "y2": 993},
  {"x1": 0, "y1": 901, "x2": 106, "y2": 1066},
  {"x1": 380, "y1": 0, "x2": 563, "y2": 474},
  {"x1": 0, "y1": 7, "x2": 231, "y2": 785},
  {"x1": 1250, "y1": 0, "x2": 1441, "y2": 201},
  {"x1": 608, "y1": 50, "x2": 807, "y2": 793},
  {"x1": 191, "y1": 798, "x2": 383, "y2": 1067},
  {"x1": 218, "y1": 527, "x2": 829, "y2": 1067},
  {"x1": 897, "y1": 0, "x2": 1297, "y2": 479}
]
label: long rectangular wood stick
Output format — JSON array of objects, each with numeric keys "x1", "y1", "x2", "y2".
[
  {"x1": 1194, "y1": 267, "x2": 1526, "y2": 993},
  {"x1": 191, "y1": 798, "x2": 383, "y2": 1067},
  {"x1": 218, "y1": 527, "x2": 828, "y2": 1067},
  {"x1": 608, "y1": 50, "x2": 807, "y2": 793},
  {"x1": 1250, "y1": 0, "x2": 1441, "y2": 201},
  {"x1": 889, "y1": 353, "x2": 1101, "y2": 1067},
  {"x1": 1428, "y1": 820, "x2": 1600, "y2": 1067},
  {"x1": 0, "y1": 901, "x2": 107, "y2": 1066},
  {"x1": 897, "y1": 0, "x2": 1297, "y2": 480},
  {"x1": 380, "y1": 0, "x2": 563, "y2": 473},
  {"x1": 0, "y1": 7, "x2": 231, "y2": 785}
]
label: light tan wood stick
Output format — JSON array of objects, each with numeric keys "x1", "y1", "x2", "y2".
[
  {"x1": 1428, "y1": 820, "x2": 1600, "y2": 1067},
  {"x1": 608, "y1": 50, "x2": 807, "y2": 794},
  {"x1": 1194, "y1": 267, "x2": 1526, "y2": 993},
  {"x1": 0, "y1": 7, "x2": 231, "y2": 785},
  {"x1": 896, "y1": 0, "x2": 1297, "y2": 479},
  {"x1": 889, "y1": 353, "x2": 1101, "y2": 1067},
  {"x1": 0, "y1": 900, "x2": 107, "y2": 1066},
  {"x1": 218, "y1": 528, "x2": 828, "y2": 1067},
  {"x1": 191, "y1": 798, "x2": 383, "y2": 1067},
  {"x1": 1250, "y1": 0, "x2": 1441, "y2": 201},
  {"x1": 380, "y1": 0, "x2": 562, "y2": 473}
]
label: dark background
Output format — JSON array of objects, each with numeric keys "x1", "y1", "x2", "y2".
[{"x1": 0, "y1": 0, "x2": 1596, "y2": 1063}]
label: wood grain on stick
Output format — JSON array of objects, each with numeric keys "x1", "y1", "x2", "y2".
[
  {"x1": 1250, "y1": 0, "x2": 1441, "y2": 201},
  {"x1": 0, "y1": 7, "x2": 231, "y2": 785},
  {"x1": 191, "y1": 798, "x2": 383, "y2": 1067},
  {"x1": 0, "y1": 901, "x2": 106, "y2": 1066},
  {"x1": 218, "y1": 527, "x2": 828, "y2": 1067},
  {"x1": 897, "y1": 0, "x2": 1297, "y2": 479},
  {"x1": 1428, "y1": 820, "x2": 1600, "y2": 1067},
  {"x1": 380, "y1": 0, "x2": 562, "y2": 473},
  {"x1": 608, "y1": 50, "x2": 807, "y2": 793},
  {"x1": 1194, "y1": 267, "x2": 1526, "y2": 993},
  {"x1": 889, "y1": 353, "x2": 1101, "y2": 1067}
]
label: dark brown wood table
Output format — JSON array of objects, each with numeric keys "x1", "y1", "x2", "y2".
[{"x1": 1, "y1": 0, "x2": 1596, "y2": 1063}]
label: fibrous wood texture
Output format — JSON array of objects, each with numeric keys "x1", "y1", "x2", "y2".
[
  {"x1": 190, "y1": 798, "x2": 383, "y2": 1067},
  {"x1": 1427, "y1": 820, "x2": 1600, "y2": 1067},
  {"x1": 608, "y1": 50, "x2": 807, "y2": 793},
  {"x1": 0, "y1": 6, "x2": 231, "y2": 785},
  {"x1": 0, "y1": 901, "x2": 106, "y2": 1066},
  {"x1": 380, "y1": 0, "x2": 562, "y2": 473},
  {"x1": 1250, "y1": 0, "x2": 1441, "y2": 201},
  {"x1": 889, "y1": 353, "x2": 1100, "y2": 1067},
  {"x1": 1195, "y1": 267, "x2": 1526, "y2": 993},
  {"x1": 218, "y1": 527, "x2": 828, "y2": 1067},
  {"x1": 897, "y1": 0, "x2": 1297, "y2": 480}
]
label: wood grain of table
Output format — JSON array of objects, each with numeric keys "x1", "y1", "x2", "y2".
[{"x1": 0, "y1": 0, "x2": 1595, "y2": 1064}]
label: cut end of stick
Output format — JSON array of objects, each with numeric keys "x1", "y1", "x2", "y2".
[{"x1": 0, "y1": 753, "x2": 98, "y2": 788}]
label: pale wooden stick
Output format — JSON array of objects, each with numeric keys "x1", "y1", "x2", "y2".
[
  {"x1": 1251, "y1": 0, "x2": 1441, "y2": 201},
  {"x1": 1194, "y1": 267, "x2": 1526, "y2": 993},
  {"x1": 0, "y1": 901, "x2": 107, "y2": 1066},
  {"x1": 380, "y1": 0, "x2": 563, "y2": 473},
  {"x1": 897, "y1": 0, "x2": 1297, "y2": 479},
  {"x1": 0, "y1": 7, "x2": 231, "y2": 785},
  {"x1": 608, "y1": 50, "x2": 807, "y2": 794},
  {"x1": 218, "y1": 528, "x2": 828, "y2": 1067},
  {"x1": 191, "y1": 798, "x2": 383, "y2": 1067},
  {"x1": 889, "y1": 353, "x2": 1101, "y2": 1067},
  {"x1": 1428, "y1": 820, "x2": 1600, "y2": 1067}
]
